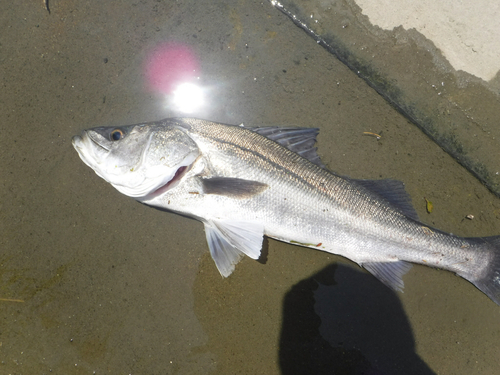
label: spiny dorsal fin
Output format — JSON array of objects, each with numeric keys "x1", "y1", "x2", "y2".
[{"x1": 247, "y1": 126, "x2": 325, "y2": 168}]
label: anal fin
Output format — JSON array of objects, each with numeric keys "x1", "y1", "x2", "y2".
[{"x1": 362, "y1": 260, "x2": 413, "y2": 292}]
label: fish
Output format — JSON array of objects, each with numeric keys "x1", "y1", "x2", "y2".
[{"x1": 72, "y1": 117, "x2": 500, "y2": 305}]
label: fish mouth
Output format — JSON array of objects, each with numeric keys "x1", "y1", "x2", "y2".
[
  {"x1": 73, "y1": 131, "x2": 108, "y2": 153},
  {"x1": 72, "y1": 133, "x2": 97, "y2": 167},
  {"x1": 150, "y1": 154, "x2": 200, "y2": 197},
  {"x1": 72, "y1": 132, "x2": 111, "y2": 176},
  {"x1": 87, "y1": 131, "x2": 110, "y2": 152},
  {"x1": 149, "y1": 164, "x2": 190, "y2": 197},
  {"x1": 71, "y1": 134, "x2": 85, "y2": 151}
]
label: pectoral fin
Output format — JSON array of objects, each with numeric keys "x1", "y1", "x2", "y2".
[
  {"x1": 362, "y1": 260, "x2": 413, "y2": 292},
  {"x1": 201, "y1": 177, "x2": 268, "y2": 199},
  {"x1": 204, "y1": 219, "x2": 265, "y2": 277}
]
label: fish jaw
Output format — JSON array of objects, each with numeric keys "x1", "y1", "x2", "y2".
[
  {"x1": 72, "y1": 132, "x2": 110, "y2": 180},
  {"x1": 72, "y1": 122, "x2": 200, "y2": 199}
]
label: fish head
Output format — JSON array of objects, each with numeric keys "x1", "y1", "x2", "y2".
[{"x1": 72, "y1": 122, "x2": 199, "y2": 199}]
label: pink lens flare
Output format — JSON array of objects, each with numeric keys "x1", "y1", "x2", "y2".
[{"x1": 144, "y1": 42, "x2": 199, "y2": 94}]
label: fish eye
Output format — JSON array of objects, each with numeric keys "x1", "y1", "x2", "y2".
[{"x1": 110, "y1": 129, "x2": 124, "y2": 141}]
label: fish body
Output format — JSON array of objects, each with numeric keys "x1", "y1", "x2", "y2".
[{"x1": 72, "y1": 118, "x2": 500, "y2": 304}]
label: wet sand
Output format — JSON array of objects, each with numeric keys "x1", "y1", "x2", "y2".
[{"x1": 1, "y1": 1, "x2": 499, "y2": 374}]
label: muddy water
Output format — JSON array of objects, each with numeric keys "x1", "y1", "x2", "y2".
[{"x1": 1, "y1": 1, "x2": 499, "y2": 374}]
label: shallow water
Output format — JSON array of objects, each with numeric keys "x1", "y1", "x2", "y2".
[{"x1": 1, "y1": 1, "x2": 499, "y2": 374}]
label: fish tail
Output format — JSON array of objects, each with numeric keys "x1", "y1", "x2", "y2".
[{"x1": 461, "y1": 236, "x2": 500, "y2": 305}]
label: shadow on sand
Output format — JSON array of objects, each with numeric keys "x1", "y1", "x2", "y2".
[{"x1": 279, "y1": 263, "x2": 435, "y2": 375}]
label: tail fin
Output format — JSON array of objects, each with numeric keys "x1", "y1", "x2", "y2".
[{"x1": 464, "y1": 236, "x2": 500, "y2": 305}]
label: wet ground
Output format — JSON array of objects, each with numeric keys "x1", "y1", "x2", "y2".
[{"x1": 1, "y1": 1, "x2": 499, "y2": 374}]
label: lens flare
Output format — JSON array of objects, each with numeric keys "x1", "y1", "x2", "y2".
[
  {"x1": 171, "y1": 83, "x2": 205, "y2": 113},
  {"x1": 145, "y1": 42, "x2": 199, "y2": 94}
]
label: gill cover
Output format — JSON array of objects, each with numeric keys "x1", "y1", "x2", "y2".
[{"x1": 72, "y1": 122, "x2": 199, "y2": 198}]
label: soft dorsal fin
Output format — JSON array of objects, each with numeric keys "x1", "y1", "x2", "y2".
[
  {"x1": 248, "y1": 126, "x2": 325, "y2": 168},
  {"x1": 353, "y1": 179, "x2": 419, "y2": 221},
  {"x1": 204, "y1": 219, "x2": 264, "y2": 277}
]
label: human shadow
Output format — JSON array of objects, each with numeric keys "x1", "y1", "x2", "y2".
[{"x1": 279, "y1": 263, "x2": 435, "y2": 375}]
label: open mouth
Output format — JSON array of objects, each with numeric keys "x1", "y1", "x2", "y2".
[{"x1": 150, "y1": 165, "x2": 190, "y2": 197}]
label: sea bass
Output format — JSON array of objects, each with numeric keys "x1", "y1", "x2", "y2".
[{"x1": 72, "y1": 118, "x2": 500, "y2": 304}]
